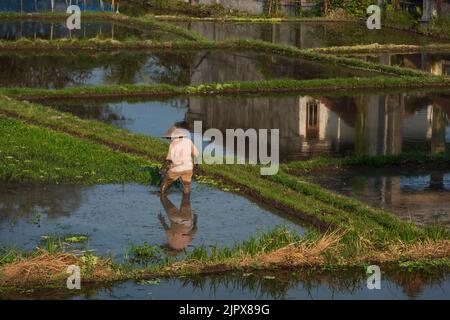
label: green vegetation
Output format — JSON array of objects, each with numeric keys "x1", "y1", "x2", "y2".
[
  {"x1": 0, "y1": 247, "x2": 23, "y2": 266},
  {"x1": 309, "y1": 43, "x2": 450, "y2": 54},
  {"x1": 282, "y1": 151, "x2": 450, "y2": 173},
  {"x1": 428, "y1": 16, "x2": 450, "y2": 38},
  {"x1": 121, "y1": 0, "x2": 226, "y2": 18},
  {"x1": 41, "y1": 234, "x2": 89, "y2": 244},
  {"x1": 1, "y1": 96, "x2": 449, "y2": 253},
  {"x1": 2, "y1": 76, "x2": 449, "y2": 101},
  {"x1": 0, "y1": 96, "x2": 168, "y2": 159},
  {"x1": 0, "y1": 115, "x2": 156, "y2": 184},
  {"x1": 185, "y1": 226, "x2": 302, "y2": 263},
  {"x1": 0, "y1": 12, "x2": 206, "y2": 42},
  {"x1": 0, "y1": 37, "x2": 433, "y2": 78},
  {"x1": 1, "y1": 226, "x2": 449, "y2": 293},
  {"x1": 112, "y1": 13, "x2": 208, "y2": 41},
  {"x1": 1, "y1": 5, "x2": 450, "y2": 294},
  {"x1": 128, "y1": 243, "x2": 162, "y2": 264}
]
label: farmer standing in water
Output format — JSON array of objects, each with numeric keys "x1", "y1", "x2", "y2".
[{"x1": 160, "y1": 126, "x2": 199, "y2": 194}]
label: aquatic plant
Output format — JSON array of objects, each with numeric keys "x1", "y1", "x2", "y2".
[{"x1": 128, "y1": 243, "x2": 162, "y2": 264}]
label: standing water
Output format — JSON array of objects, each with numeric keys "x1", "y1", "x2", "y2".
[{"x1": 40, "y1": 89, "x2": 450, "y2": 161}]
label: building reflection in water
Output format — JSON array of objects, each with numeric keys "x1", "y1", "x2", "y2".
[
  {"x1": 159, "y1": 194, "x2": 198, "y2": 255},
  {"x1": 185, "y1": 92, "x2": 450, "y2": 160},
  {"x1": 308, "y1": 169, "x2": 450, "y2": 228},
  {"x1": 363, "y1": 52, "x2": 450, "y2": 76}
]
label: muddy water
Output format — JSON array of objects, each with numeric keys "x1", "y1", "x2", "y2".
[
  {"x1": 0, "y1": 183, "x2": 305, "y2": 259},
  {"x1": 347, "y1": 52, "x2": 450, "y2": 76},
  {"x1": 304, "y1": 167, "x2": 450, "y2": 228},
  {"x1": 175, "y1": 21, "x2": 450, "y2": 48},
  {"x1": 0, "y1": 50, "x2": 380, "y2": 89},
  {"x1": 0, "y1": 19, "x2": 181, "y2": 41},
  {"x1": 42, "y1": 89, "x2": 450, "y2": 161},
  {"x1": 2, "y1": 270, "x2": 449, "y2": 300}
]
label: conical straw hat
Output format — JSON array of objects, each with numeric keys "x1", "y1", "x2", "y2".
[{"x1": 162, "y1": 126, "x2": 189, "y2": 138}]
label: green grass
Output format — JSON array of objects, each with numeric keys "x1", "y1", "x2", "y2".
[
  {"x1": 113, "y1": 13, "x2": 208, "y2": 41},
  {"x1": 128, "y1": 243, "x2": 162, "y2": 264},
  {"x1": 0, "y1": 247, "x2": 24, "y2": 266},
  {"x1": 2, "y1": 76, "x2": 449, "y2": 101},
  {"x1": 203, "y1": 164, "x2": 449, "y2": 256},
  {"x1": 308, "y1": 43, "x2": 450, "y2": 54},
  {"x1": 0, "y1": 36, "x2": 434, "y2": 78},
  {"x1": 282, "y1": 151, "x2": 450, "y2": 173},
  {"x1": 0, "y1": 12, "x2": 206, "y2": 42},
  {"x1": 0, "y1": 115, "x2": 157, "y2": 184},
  {"x1": 186, "y1": 226, "x2": 302, "y2": 263},
  {"x1": 0, "y1": 96, "x2": 168, "y2": 160},
  {"x1": 1, "y1": 96, "x2": 449, "y2": 251}
]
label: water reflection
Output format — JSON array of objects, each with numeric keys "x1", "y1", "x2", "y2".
[
  {"x1": 46, "y1": 99, "x2": 188, "y2": 136},
  {"x1": 0, "y1": 0, "x2": 113, "y2": 13},
  {"x1": 351, "y1": 52, "x2": 450, "y2": 75},
  {"x1": 176, "y1": 21, "x2": 449, "y2": 48},
  {"x1": 0, "y1": 19, "x2": 177, "y2": 41},
  {"x1": 0, "y1": 50, "x2": 379, "y2": 88},
  {"x1": 0, "y1": 184, "x2": 82, "y2": 223},
  {"x1": 306, "y1": 168, "x2": 450, "y2": 228},
  {"x1": 42, "y1": 91, "x2": 450, "y2": 160},
  {"x1": 0, "y1": 184, "x2": 304, "y2": 255},
  {"x1": 185, "y1": 92, "x2": 450, "y2": 160},
  {"x1": 159, "y1": 194, "x2": 197, "y2": 254},
  {"x1": 3, "y1": 269, "x2": 448, "y2": 300}
]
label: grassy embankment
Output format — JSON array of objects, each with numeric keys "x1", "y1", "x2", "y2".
[
  {"x1": 120, "y1": 0, "x2": 227, "y2": 18},
  {"x1": 1, "y1": 226, "x2": 449, "y2": 289},
  {"x1": 0, "y1": 12, "x2": 207, "y2": 42},
  {"x1": 2, "y1": 76, "x2": 449, "y2": 101},
  {"x1": 308, "y1": 43, "x2": 450, "y2": 54},
  {"x1": 0, "y1": 115, "x2": 156, "y2": 184},
  {"x1": 0, "y1": 37, "x2": 447, "y2": 101},
  {"x1": 0, "y1": 36, "x2": 435, "y2": 76},
  {"x1": 281, "y1": 152, "x2": 450, "y2": 174},
  {"x1": 1, "y1": 10, "x2": 449, "y2": 290},
  {"x1": 0, "y1": 95, "x2": 449, "y2": 290}
]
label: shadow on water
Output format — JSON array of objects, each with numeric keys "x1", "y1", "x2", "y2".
[
  {"x1": 2, "y1": 268, "x2": 449, "y2": 300},
  {"x1": 0, "y1": 49, "x2": 380, "y2": 88}
]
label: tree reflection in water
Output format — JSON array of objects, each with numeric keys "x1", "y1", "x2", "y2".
[{"x1": 0, "y1": 184, "x2": 84, "y2": 223}]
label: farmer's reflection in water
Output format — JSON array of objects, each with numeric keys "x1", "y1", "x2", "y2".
[{"x1": 158, "y1": 193, "x2": 198, "y2": 253}]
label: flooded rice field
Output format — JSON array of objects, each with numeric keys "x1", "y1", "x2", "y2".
[
  {"x1": 304, "y1": 167, "x2": 450, "y2": 228},
  {"x1": 0, "y1": 50, "x2": 380, "y2": 88},
  {"x1": 0, "y1": 183, "x2": 305, "y2": 260},
  {"x1": 2, "y1": 270, "x2": 449, "y2": 300},
  {"x1": 175, "y1": 21, "x2": 450, "y2": 48},
  {"x1": 0, "y1": 19, "x2": 182, "y2": 41},
  {"x1": 0, "y1": 0, "x2": 113, "y2": 13},
  {"x1": 347, "y1": 52, "x2": 450, "y2": 76},
  {"x1": 41, "y1": 89, "x2": 450, "y2": 161}
]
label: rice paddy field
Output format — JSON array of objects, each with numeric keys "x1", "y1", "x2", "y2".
[{"x1": 0, "y1": 0, "x2": 449, "y2": 301}]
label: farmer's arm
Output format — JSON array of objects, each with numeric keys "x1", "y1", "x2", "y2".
[{"x1": 160, "y1": 143, "x2": 173, "y2": 174}]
